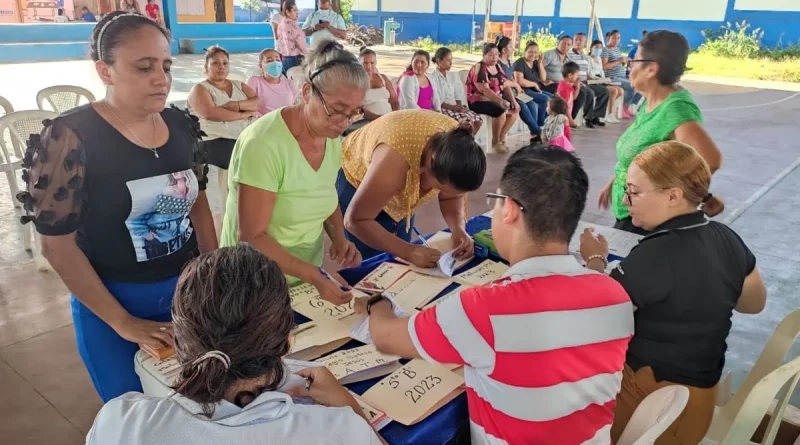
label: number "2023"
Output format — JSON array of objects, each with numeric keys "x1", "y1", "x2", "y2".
[{"x1": 404, "y1": 375, "x2": 442, "y2": 404}]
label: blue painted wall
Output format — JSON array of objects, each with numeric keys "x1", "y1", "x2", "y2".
[{"x1": 352, "y1": 1, "x2": 800, "y2": 48}]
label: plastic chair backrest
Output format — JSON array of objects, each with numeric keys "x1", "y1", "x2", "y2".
[
  {"x1": 457, "y1": 69, "x2": 469, "y2": 86},
  {"x1": 0, "y1": 111, "x2": 58, "y2": 171},
  {"x1": 0, "y1": 95, "x2": 13, "y2": 116},
  {"x1": 617, "y1": 386, "x2": 690, "y2": 445},
  {"x1": 36, "y1": 85, "x2": 96, "y2": 113},
  {"x1": 723, "y1": 309, "x2": 800, "y2": 417},
  {"x1": 720, "y1": 356, "x2": 800, "y2": 445}
]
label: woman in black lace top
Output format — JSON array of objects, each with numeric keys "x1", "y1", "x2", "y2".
[{"x1": 16, "y1": 11, "x2": 218, "y2": 402}]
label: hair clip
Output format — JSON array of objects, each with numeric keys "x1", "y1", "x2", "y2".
[
  {"x1": 96, "y1": 13, "x2": 141, "y2": 61},
  {"x1": 192, "y1": 350, "x2": 231, "y2": 370}
]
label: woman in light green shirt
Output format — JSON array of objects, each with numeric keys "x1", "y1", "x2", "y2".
[
  {"x1": 221, "y1": 40, "x2": 369, "y2": 304},
  {"x1": 597, "y1": 31, "x2": 722, "y2": 235}
]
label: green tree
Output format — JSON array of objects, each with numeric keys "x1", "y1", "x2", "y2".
[
  {"x1": 340, "y1": 0, "x2": 352, "y2": 24},
  {"x1": 240, "y1": 0, "x2": 264, "y2": 21}
]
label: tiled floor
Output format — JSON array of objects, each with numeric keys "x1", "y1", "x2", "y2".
[{"x1": 1, "y1": 48, "x2": 800, "y2": 444}]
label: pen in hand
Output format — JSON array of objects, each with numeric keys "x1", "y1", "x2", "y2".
[
  {"x1": 318, "y1": 267, "x2": 351, "y2": 292},
  {"x1": 412, "y1": 226, "x2": 432, "y2": 248}
]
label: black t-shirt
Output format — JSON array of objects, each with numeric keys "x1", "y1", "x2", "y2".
[
  {"x1": 610, "y1": 211, "x2": 756, "y2": 388},
  {"x1": 20, "y1": 105, "x2": 208, "y2": 283},
  {"x1": 513, "y1": 58, "x2": 542, "y2": 85}
]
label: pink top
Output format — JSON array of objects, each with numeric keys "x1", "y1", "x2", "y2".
[
  {"x1": 417, "y1": 83, "x2": 434, "y2": 110},
  {"x1": 277, "y1": 18, "x2": 307, "y2": 57},
  {"x1": 556, "y1": 80, "x2": 577, "y2": 117},
  {"x1": 245, "y1": 75, "x2": 298, "y2": 116}
]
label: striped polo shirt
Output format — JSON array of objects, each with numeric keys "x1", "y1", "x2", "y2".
[
  {"x1": 408, "y1": 255, "x2": 634, "y2": 445},
  {"x1": 601, "y1": 46, "x2": 627, "y2": 79}
]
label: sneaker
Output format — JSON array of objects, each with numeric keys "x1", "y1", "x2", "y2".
[
  {"x1": 623, "y1": 109, "x2": 635, "y2": 119},
  {"x1": 604, "y1": 114, "x2": 621, "y2": 124}
]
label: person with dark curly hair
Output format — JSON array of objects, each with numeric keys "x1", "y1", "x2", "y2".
[
  {"x1": 86, "y1": 244, "x2": 386, "y2": 445},
  {"x1": 16, "y1": 11, "x2": 217, "y2": 402}
]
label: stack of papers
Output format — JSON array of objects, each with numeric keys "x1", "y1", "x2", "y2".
[
  {"x1": 288, "y1": 320, "x2": 352, "y2": 361},
  {"x1": 318, "y1": 344, "x2": 401, "y2": 384},
  {"x1": 349, "y1": 295, "x2": 409, "y2": 344},
  {"x1": 383, "y1": 271, "x2": 453, "y2": 311}
]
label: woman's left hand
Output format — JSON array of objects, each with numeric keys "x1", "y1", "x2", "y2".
[
  {"x1": 451, "y1": 230, "x2": 474, "y2": 260},
  {"x1": 329, "y1": 238, "x2": 362, "y2": 268},
  {"x1": 579, "y1": 228, "x2": 609, "y2": 262}
]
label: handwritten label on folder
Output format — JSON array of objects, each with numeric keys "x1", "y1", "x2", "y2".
[
  {"x1": 361, "y1": 359, "x2": 465, "y2": 426},
  {"x1": 319, "y1": 344, "x2": 401, "y2": 384},
  {"x1": 354, "y1": 262, "x2": 409, "y2": 293},
  {"x1": 289, "y1": 282, "x2": 359, "y2": 322}
]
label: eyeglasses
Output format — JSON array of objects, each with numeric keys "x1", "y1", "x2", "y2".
[
  {"x1": 622, "y1": 185, "x2": 667, "y2": 203},
  {"x1": 486, "y1": 192, "x2": 525, "y2": 211},
  {"x1": 629, "y1": 58, "x2": 656, "y2": 64},
  {"x1": 312, "y1": 86, "x2": 363, "y2": 123}
]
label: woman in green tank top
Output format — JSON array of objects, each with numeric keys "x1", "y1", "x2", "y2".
[{"x1": 597, "y1": 31, "x2": 722, "y2": 234}]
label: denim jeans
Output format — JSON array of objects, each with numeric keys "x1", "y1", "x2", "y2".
[
  {"x1": 336, "y1": 169, "x2": 414, "y2": 260},
  {"x1": 524, "y1": 89, "x2": 552, "y2": 127},
  {"x1": 282, "y1": 55, "x2": 302, "y2": 74},
  {"x1": 516, "y1": 98, "x2": 540, "y2": 135}
]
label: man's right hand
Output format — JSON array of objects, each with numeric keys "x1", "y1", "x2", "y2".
[{"x1": 405, "y1": 245, "x2": 441, "y2": 268}]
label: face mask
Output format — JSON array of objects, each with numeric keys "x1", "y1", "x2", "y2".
[
  {"x1": 265, "y1": 61, "x2": 283, "y2": 78},
  {"x1": 592, "y1": 48, "x2": 602, "y2": 57}
]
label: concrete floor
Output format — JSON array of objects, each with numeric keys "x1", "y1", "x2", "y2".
[{"x1": 1, "y1": 49, "x2": 799, "y2": 444}]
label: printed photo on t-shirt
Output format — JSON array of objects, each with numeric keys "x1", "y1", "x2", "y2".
[{"x1": 125, "y1": 169, "x2": 199, "y2": 262}]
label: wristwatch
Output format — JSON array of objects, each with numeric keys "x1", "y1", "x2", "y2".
[{"x1": 366, "y1": 294, "x2": 391, "y2": 315}]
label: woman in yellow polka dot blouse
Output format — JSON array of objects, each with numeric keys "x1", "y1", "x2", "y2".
[{"x1": 337, "y1": 109, "x2": 487, "y2": 266}]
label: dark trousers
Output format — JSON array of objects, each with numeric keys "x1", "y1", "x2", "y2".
[
  {"x1": 574, "y1": 84, "x2": 610, "y2": 120},
  {"x1": 336, "y1": 169, "x2": 414, "y2": 260}
]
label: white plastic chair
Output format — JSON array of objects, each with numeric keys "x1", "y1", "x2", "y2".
[
  {"x1": 703, "y1": 309, "x2": 800, "y2": 443},
  {"x1": 0, "y1": 110, "x2": 58, "y2": 270},
  {"x1": 36, "y1": 85, "x2": 96, "y2": 113},
  {"x1": 0, "y1": 95, "x2": 12, "y2": 116},
  {"x1": 702, "y1": 356, "x2": 800, "y2": 445},
  {"x1": 617, "y1": 386, "x2": 690, "y2": 445}
]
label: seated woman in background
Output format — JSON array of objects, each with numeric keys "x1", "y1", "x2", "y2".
[
  {"x1": 277, "y1": 0, "x2": 307, "y2": 73},
  {"x1": 221, "y1": 40, "x2": 366, "y2": 305},
  {"x1": 602, "y1": 30, "x2": 642, "y2": 117},
  {"x1": 430, "y1": 47, "x2": 482, "y2": 134},
  {"x1": 588, "y1": 39, "x2": 622, "y2": 124},
  {"x1": 580, "y1": 141, "x2": 766, "y2": 445},
  {"x1": 497, "y1": 36, "x2": 542, "y2": 143},
  {"x1": 465, "y1": 43, "x2": 519, "y2": 154},
  {"x1": 86, "y1": 245, "x2": 385, "y2": 445},
  {"x1": 188, "y1": 45, "x2": 259, "y2": 172},
  {"x1": 346, "y1": 47, "x2": 398, "y2": 134},
  {"x1": 246, "y1": 48, "x2": 298, "y2": 116},
  {"x1": 512, "y1": 40, "x2": 552, "y2": 131},
  {"x1": 338, "y1": 110, "x2": 486, "y2": 265},
  {"x1": 397, "y1": 50, "x2": 441, "y2": 112}
]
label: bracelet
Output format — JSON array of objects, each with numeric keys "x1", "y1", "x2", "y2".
[
  {"x1": 366, "y1": 294, "x2": 392, "y2": 315},
  {"x1": 586, "y1": 254, "x2": 608, "y2": 270}
]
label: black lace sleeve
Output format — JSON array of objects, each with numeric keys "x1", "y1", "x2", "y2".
[
  {"x1": 173, "y1": 105, "x2": 209, "y2": 192},
  {"x1": 16, "y1": 118, "x2": 87, "y2": 236}
]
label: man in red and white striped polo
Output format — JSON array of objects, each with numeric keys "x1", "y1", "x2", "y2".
[{"x1": 360, "y1": 146, "x2": 634, "y2": 444}]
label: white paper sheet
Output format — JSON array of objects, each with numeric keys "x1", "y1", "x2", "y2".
[
  {"x1": 568, "y1": 221, "x2": 643, "y2": 259},
  {"x1": 349, "y1": 296, "x2": 408, "y2": 344}
]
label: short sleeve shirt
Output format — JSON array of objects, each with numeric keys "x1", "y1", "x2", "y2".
[
  {"x1": 246, "y1": 75, "x2": 297, "y2": 116},
  {"x1": 610, "y1": 211, "x2": 756, "y2": 387},
  {"x1": 601, "y1": 46, "x2": 626, "y2": 79},
  {"x1": 302, "y1": 9, "x2": 346, "y2": 46},
  {"x1": 341, "y1": 110, "x2": 458, "y2": 226},
  {"x1": 19, "y1": 105, "x2": 207, "y2": 282},
  {"x1": 220, "y1": 109, "x2": 342, "y2": 284},
  {"x1": 409, "y1": 255, "x2": 633, "y2": 444},
  {"x1": 567, "y1": 50, "x2": 591, "y2": 82},
  {"x1": 542, "y1": 49, "x2": 565, "y2": 82},
  {"x1": 512, "y1": 58, "x2": 541, "y2": 85},
  {"x1": 612, "y1": 89, "x2": 703, "y2": 219}
]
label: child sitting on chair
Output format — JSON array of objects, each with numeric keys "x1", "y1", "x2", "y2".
[{"x1": 542, "y1": 95, "x2": 575, "y2": 152}]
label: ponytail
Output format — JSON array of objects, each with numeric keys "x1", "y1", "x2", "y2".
[{"x1": 701, "y1": 193, "x2": 725, "y2": 217}]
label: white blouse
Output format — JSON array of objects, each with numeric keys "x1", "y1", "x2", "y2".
[
  {"x1": 86, "y1": 391, "x2": 382, "y2": 445},
  {"x1": 430, "y1": 69, "x2": 468, "y2": 106},
  {"x1": 397, "y1": 73, "x2": 441, "y2": 111}
]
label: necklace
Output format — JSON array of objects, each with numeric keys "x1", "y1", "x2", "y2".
[{"x1": 104, "y1": 102, "x2": 160, "y2": 158}]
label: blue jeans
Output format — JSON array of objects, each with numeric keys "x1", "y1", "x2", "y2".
[
  {"x1": 516, "y1": 98, "x2": 540, "y2": 136},
  {"x1": 337, "y1": 169, "x2": 413, "y2": 260},
  {"x1": 613, "y1": 78, "x2": 642, "y2": 105},
  {"x1": 525, "y1": 89, "x2": 552, "y2": 127},
  {"x1": 72, "y1": 277, "x2": 177, "y2": 402},
  {"x1": 282, "y1": 55, "x2": 302, "y2": 74}
]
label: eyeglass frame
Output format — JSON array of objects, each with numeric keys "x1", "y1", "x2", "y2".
[
  {"x1": 307, "y1": 49, "x2": 365, "y2": 123},
  {"x1": 628, "y1": 58, "x2": 656, "y2": 64},
  {"x1": 622, "y1": 184, "x2": 669, "y2": 204},
  {"x1": 486, "y1": 192, "x2": 525, "y2": 212}
]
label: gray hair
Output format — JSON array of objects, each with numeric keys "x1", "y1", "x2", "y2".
[{"x1": 304, "y1": 39, "x2": 369, "y2": 95}]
